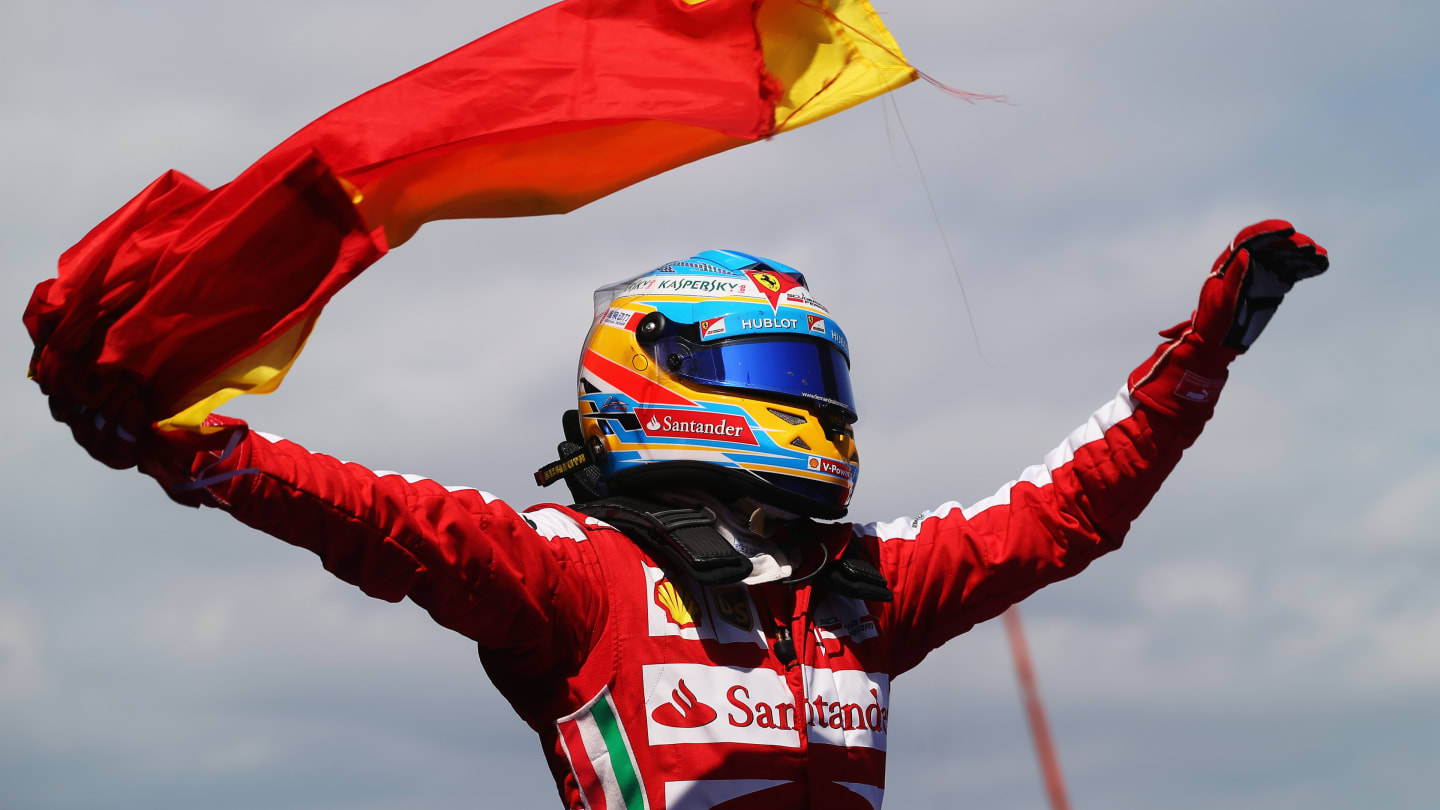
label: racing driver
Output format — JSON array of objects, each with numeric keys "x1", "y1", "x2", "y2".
[{"x1": 47, "y1": 221, "x2": 1328, "y2": 809}]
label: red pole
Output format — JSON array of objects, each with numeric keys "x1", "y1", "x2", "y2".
[{"x1": 1003, "y1": 605, "x2": 1073, "y2": 810}]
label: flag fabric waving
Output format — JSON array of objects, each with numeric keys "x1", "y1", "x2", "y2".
[{"x1": 24, "y1": 0, "x2": 915, "y2": 431}]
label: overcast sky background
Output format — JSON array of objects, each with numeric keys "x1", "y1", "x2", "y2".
[{"x1": 2, "y1": 1, "x2": 1437, "y2": 808}]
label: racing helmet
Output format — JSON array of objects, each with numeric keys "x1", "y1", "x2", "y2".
[{"x1": 573, "y1": 250, "x2": 859, "y2": 519}]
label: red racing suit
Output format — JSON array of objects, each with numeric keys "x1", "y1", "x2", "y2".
[{"x1": 192, "y1": 329, "x2": 1232, "y2": 810}]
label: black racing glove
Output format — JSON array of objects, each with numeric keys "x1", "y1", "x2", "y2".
[
  {"x1": 1201, "y1": 219, "x2": 1329, "y2": 352},
  {"x1": 45, "y1": 367, "x2": 149, "y2": 471},
  {"x1": 43, "y1": 363, "x2": 239, "y2": 507}
]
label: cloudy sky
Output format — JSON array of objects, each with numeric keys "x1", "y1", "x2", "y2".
[{"x1": 3, "y1": 0, "x2": 1437, "y2": 808}]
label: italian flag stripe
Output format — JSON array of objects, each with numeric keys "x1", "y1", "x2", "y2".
[
  {"x1": 592, "y1": 696, "x2": 646, "y2": 810},
  {"x1": 556, "y1": 687, "x2": 648, "y2": 810},
  {"x1": 557, "y1": 719, "x2": 606, "y2": 810}
]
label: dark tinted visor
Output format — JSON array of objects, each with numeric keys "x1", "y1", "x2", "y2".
[{"x1": 653, "y1": 334, "x2": 857, "y2": 422}]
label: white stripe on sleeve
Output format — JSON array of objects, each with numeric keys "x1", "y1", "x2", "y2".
[{"x1": 863, "y1": 387, "x2": 1137, "y2": 541}]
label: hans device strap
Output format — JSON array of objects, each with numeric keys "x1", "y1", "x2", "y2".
[
  {"x1": 573, "y1": 495, "x2": 754, "y2": 582},
  {"x1": 573, "y1": 497, "x2": 893, "y2": 601},
  {"x1": 574, "y1": 497, "x2": 753, "y2": 586},
  {"x1": 822, "y1": 541, "x2": 893, "y2": 603}
]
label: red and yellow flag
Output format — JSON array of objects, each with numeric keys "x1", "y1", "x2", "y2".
[{"x1": 25, "y1": 0, "x2": 915, "y2": 430}]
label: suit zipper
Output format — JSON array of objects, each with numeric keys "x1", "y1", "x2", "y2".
[{"x1": 773, "y1": 625, "x2": 797, "y2": 670}]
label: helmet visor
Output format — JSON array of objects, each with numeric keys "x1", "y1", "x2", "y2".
[{"x1": 654, "y1": 334, "x2": 857, "y2": 422}]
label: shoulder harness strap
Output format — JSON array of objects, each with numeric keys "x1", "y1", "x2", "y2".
[{"x1": 573, "y1": 496, "x2": 753, "y2": 586}]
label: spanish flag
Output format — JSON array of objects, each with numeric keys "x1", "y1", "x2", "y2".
[{"x1": 25, "y1": 0, "x2": 915, "y2": 431}]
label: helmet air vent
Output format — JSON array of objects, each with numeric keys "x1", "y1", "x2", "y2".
[
  {"x1": 767, "y1": 408, "x2": 807, "y2": 425},
  {"x1": 790, "y1": 436, "x2": 812, "y2": 450}
]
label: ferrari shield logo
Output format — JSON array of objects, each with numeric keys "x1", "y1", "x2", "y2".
[
  {"x1": 713, "y1": 586, "x2": 754, "y2": 632},
  {"x1": 744, "y1": 267, "x2": 801, "y2": 313}
]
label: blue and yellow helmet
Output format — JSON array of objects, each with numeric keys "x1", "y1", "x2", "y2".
[{"x1": 576, "y1": 250, "x2": 858, "y2": 519}]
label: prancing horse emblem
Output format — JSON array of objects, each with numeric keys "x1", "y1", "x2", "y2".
[{"x1": 744, "y1": 267, "x2": 800, "y2": 313}]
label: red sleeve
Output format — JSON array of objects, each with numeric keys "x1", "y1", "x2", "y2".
[
  {"x1": 863, "y1": 331, "x2": 1232, "y2": 676},
  {"x1": 199, "y1": 429, "x2": 606, "y2": 678}
]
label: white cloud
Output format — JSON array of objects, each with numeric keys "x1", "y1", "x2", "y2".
[
  {"x1": 1136, "y1": 560, "x2": 1251, "y2": 618},
  {"x1": 1334, "y1": 461, "x2": 1440, "y2": 549},
  {"x1": 0, "y1": 605, "x2": 44, "y2": 701}
]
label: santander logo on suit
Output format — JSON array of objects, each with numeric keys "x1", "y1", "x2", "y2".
[{"x1": 642, "y1": 663, "x2": 890, "y2": 750}]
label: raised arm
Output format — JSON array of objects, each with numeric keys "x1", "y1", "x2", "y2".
[
  {"x1": 46, "y1": 392, "x2": 607, "y2": 679},
  {"x1": 200, "y1": 422, "x2": 606, "y2": 676},
  {"x1": 857, "y1": 221, "x2": 1328, "y2": 675}
]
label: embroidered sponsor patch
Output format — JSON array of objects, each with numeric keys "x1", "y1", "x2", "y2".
[
  {"x1": 802, "y1": 667, "x2": 890, "y2": 751},
  {"x1": 812, "y1": 594, "x2": 881, "y2": 647},
  {"x1": 655, "y1": 578, "x2": 700, "y2": 629},
  {"x1": 713, "y1": 586, "x2": 754, "y2": 632},
  {"x1": 651, "y1": 679, "x2": 717, "y2": 728},
  {"x1": 642, "y1": 664, "x2": 797, "y2": 747},
  {"x1": 640, "y1": 663, "x2": 890, "y2": 751},
  {"x1": 1174, "y1": 370, "x2": 1223, "y2": 403},
  {"x1": 643, "y1": 564, "x2": 766, "y2": 647}
]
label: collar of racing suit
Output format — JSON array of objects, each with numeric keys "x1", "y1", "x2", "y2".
[
  {"x1": 645, "y1": 490, "x2": 892, "y2": 601},
  {"x1": 651, "y1": 489, "x2": 796, "y2": 585}
]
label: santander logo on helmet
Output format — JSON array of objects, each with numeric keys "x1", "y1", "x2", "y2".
[{"x1": 576, "y1": 250, "x2": 860, "y2": 519}]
